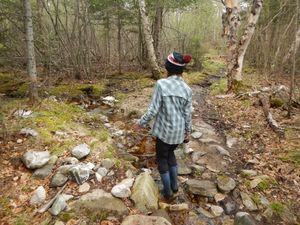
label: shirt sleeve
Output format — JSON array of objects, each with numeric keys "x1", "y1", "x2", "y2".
[
  {"x1": 183, "y1": 94, "x2": 192, "y2": 133},
  {"x1": 139, "y1": 82, "x2": 162, "y2": 128}
]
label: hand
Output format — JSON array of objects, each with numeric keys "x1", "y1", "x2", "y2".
[
  {"x1": 132, "y1": 123, "x2": 144, "y2": 132},
  {"x1": 184, "y1": 132, "x2": 191, "y2": 143}
]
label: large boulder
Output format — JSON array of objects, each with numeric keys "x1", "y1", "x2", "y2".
[
  {"x1": 240, "y1": 192, "x2": 258, "y2": 211},
  {"x1": 70, "y1": 189, "x2": 128, "y2": 215},
  {"x1": 121, "y1": 215, "x2": 172, "y2": 225},
  {"x1": 22, "y1": 151, "x2": 50, "y2": 169},
  {"x1": 33, "y1": 155, "x2": 58, "y2": 179},
  {"x1": 131, "y1": 171, "x2": 159, "y2": 213},
  {"x1": 71, "y1": 144, "x2": 90, "y2": 159},
  {"x1": 186, "y1": 179, "x2": 218, "y2": 197},
  {"x1": 177, "y1": 159, "x2": 192, "y2": 175}
]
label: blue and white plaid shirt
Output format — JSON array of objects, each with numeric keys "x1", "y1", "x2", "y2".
[{"x1": 139, "y1": 75, "x2": 192, "y2": 144}]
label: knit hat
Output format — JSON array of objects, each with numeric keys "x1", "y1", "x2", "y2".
[{"x1": 165, "y1": 52, "x2": 192, "y2": 74}]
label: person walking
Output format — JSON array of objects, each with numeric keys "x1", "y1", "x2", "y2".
[{"x1": 133, "y1": 52, "x2": 193, "y2": 200}]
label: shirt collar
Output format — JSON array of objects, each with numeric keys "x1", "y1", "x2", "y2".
[{"x1": 167, "y1": 75, "x2": 183, "y2": 81}]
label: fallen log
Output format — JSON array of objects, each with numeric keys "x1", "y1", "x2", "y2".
[{"x1": 259, "y1": 94, "x2": 285, "y2": 138}]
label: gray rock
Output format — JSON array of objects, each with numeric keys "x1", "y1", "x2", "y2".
[
  {"x1": 210, "y1": 205, "x2": 224, "y2": 217},
  {"x1": 63, "y1": 157, "x2": 79, "y2": 165},
  {"x1": 186, "y1": 179, "x2": 218, "y2": 197},
  {"x1": 131, "y1": 171, "x2": 159, "y2": 213},
  {"x1": 199, "y1": 138, "x2": 220, "y2": 144},
  {"x1": 79, "y1": 183, "x2": 90, "y2": 193},
  {"x1": 101, "y1": 158, "x2": 114, "y2": 169},
  {"x1": 177, "y1": 159, "x2": 192, "y2": 175},
  {"x1": 191, "y1": 151, "x2": 207, "y2": 163},
  {"x1": 71, "y1": 144, "x2": 90, "y2": 159},
  {"x1": 50, "y1": 173, "x2": 68, "y2": 187},
  {"x1": 250, "y1": 175, "x2": 269, "y2": 189},
  {"x1": 32, "y1": 155, "x2": 57, "y2": 178},
  {"x1": 224, "y1": 201, "x2": 236, "y2": 215},
  {"x1": 30, "y1": 186, "x2": 46, "y2": 205},
  {"x1": 60, "y1": 194, "x2": 74, "y2": 201},
  {"x1": 234, "y1": 212, "x2": 257, "y2": 225},
  {"x1": 14, "y1": 109, "x2": 33, "y2": 118},
  {"x1": 95, "y1": 173, "x2": 103, "y2": 182},
  {"x1": 97, "y1": 167, "x2": 108, "y2": 176},
  {"x1": 33, "y1": 165, "x2": 54, "y2": 179},
  {"x1": 20, "y1": 128, "x2": 38, "y2": 137},
  {"x1": 169, "y1": 203, "x2": 189, "y2": 211},
  {"x1": 196, "y1": 207, "x2": 214, "y2": 218},
  {"x1": 217, "y1": 175, "x2": 236, "y2": 192},
  {"x1": 240, "y1": 170, "x2": 257, "y2": 177},
  {"x1": 86, "y1": 162, "x2": 95, "y2": 170},
  {"x1": 111, "y1": 178, "x2": 135, "y2": 198},
  {"x1": 69, "y1": 164, "x2": 90, "y2": 185},
  {"x1": 49, "y1": 195, "x2": 67, "y2": 216},
  {"x1": 191, "y1": 132, "x2": 203, "y2": 139},
  {"x1": 70, "y1": 189, "x2": 128, "y2": 215},
  {"x1": 214, "y1": 193, "x2": 226, "y2": 202},
  {"x1": 121, "y1": 215, "x2": 172, "y2": 225},
  {"x1": 57, "y1": 165, "x2": 74, "y2": 175},
  {"x1": 240, "y1": 192, "x2": 258, "y2": 211},
  {"x1": 191, "y1": 164, "x2": 206, "y2": 174},
  {"x1": 226, "y1": 137, "x2": 238, "y2": 148},
  {"x1": 22, "y1": 151, "x2": 50, "y2": 169},
  {"x1": 212, "y1": 145, "x2": 230, "y2": 157}
]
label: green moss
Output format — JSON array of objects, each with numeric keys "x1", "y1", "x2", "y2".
[
  {"x1": 104, "y1": 145, "x2": 116, "y2": 158},
  {"x1": 85, "y1": 209, "x2": 109, "y2": 223},
  {"x1": 270, "y1": 98, "x2": 286, "y2": 108},
  {"x1": 211, "y1": 78, "x2": 227, "y2": 95},
  {"x1": 139, "y1": 77, "x2": 154, "y2": 88},
  {"x1": 59, "y1": 211, "x2": 75, "y2": 222},
  {"x1": 251, "y1": 192, "x2": 261, "y2": 206},
  {"x1": 258, "y1": 178, "x2": 277, "y2": 191},
  {"x1": 91, "y1": 129, "x2": 109, "y2": 143},
  {"x1": 183, "y1": 72, "x2": 206, "y2": 85},
  {"x1": 202, "y1": 57, "x2": 225, "y2": 74},
  {"x1": 14, "y1": 215, "x2": 28, "y2": 225},
  {"x1": 50, "y1": 84, "x2": 105, "y2": 97},
  {"x1": 0, "y1": 196, "x2": 11, "y2": 218},
  {"x1": 270, "y1": 202, "x2": 286, "y2": 217},
  {"x1": 279, "y1": 150, "x2": 300, "y2": 165}
]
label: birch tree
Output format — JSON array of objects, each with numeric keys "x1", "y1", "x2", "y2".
[
  {"x1": 222, "y1": 0, "x2": 263, "y2": 92},
  {"x1": 138, "y1": 0, "x2": 160, "y2": 80},
  {"x1": 24, "y1": 0, "x2": 38, "y2": 103}
]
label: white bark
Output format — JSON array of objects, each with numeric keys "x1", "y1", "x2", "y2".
[
  {"x1": 138, "y1": 0, "x2": 160, "y2": 79},
  {"x1": 24, "y1": 0, "x2": 38, "y2": 102},
  {"x1": 283, "y1": 28, "x2": 300, "y2": 64}
]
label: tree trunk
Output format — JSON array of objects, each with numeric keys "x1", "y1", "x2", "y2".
[
  {"x1": 138, "y1": 0, "x2": 160, "y2": 80},
  {"x1": 223, "y1": 0, "x2": 263, "y2": 92},
  {"x1": 24, "y1": 0, "x2": 38, "y2": 103},
  {"x1": 117, "y1": 6, "x2": 122, "y2": 74},
  {"x1": 287, "y1": 2, "x2": 299, "y2": 118},
  {"x1": 153, "y1": 5, "x2": 163, "y2": 63},
  {"x1": 283, "y1": 28, "x2": 300, "y2": 65}
]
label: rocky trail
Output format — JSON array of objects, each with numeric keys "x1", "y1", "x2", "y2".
[{"x1": 0, "y1": 74, "x2": 298, "y2": 225}]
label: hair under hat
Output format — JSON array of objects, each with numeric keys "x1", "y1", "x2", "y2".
[{"x1": 165, "y1": 52, "x2": 192, "y2": 74}]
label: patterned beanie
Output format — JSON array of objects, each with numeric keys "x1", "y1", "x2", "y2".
[{"x1": 165, "y1": 52, "x2": 192, "y2": 74}]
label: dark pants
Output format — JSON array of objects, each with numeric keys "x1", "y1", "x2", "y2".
[{"x1": 156, "y1": 138, "x2": 178, "y2": 173}]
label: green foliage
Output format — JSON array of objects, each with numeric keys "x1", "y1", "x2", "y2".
[
  {"x1": 270, "y1": 202, "x2": 286, "y2": 217},
  {"x1": 270, "y1": 98, "x2": 286, "y2": 108},
  {"x1": 183, "y1": 72, "x2": 206, "y2": 85},
  {"x1": 202, "y1": 58, "x2": 225, "y2": 74},
  {"x1": 211, "y1": 78, "x2": 227, "y2": 95}
]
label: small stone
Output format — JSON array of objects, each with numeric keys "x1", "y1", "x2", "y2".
[
  {"x1": 30, "y1": 186, "x2": 46, "y2": 205},
  {"x1": 63, "y1": 157, "x2": 79, "y2": 165},
  {"x1": 13, "y1": 176, "x2": 19, "y2": 181},
  {"x1": 14, "y1": 109, "x2": 33, "y2": 118},
  {"x1": 60, "y1": 194, "x2": 74, "y2": 201},
  {"x1": 250, "y1": 175, "x2": 269, "y2": 189},
  {"x1": 54, "y1": 221, "x2": 64, "y2": 225},
  {"x1": 17, "y1": 139, "x2": 23, "y2": 144},
  {"x1": 107, "y1": 170, "x2": 115, "y2": 176},
  {"x1": 95, "y1": 173, "x2": 103, "y2": 182},
  {"x1": 22, "y1": 151, "x2": 50, "y2": 169},
  {"x1": 101, "y1": 158, "x2": 115, "y2": 169},
  {"x1": 97, "y1": 167, "x2": 108, "y2": 176},
  {"x1": 104, "y1": 123, "x2": 111, "y2": 128},
  {"x1": 48, "y1": 155, "x2": 58, "y2": 165},
  {"x1": 186, "y1": 179, "x2": 218, "y2": 197},
  {"x1": 206, "y1": 165, "x2": 220, "y2": 173},
  {"x1": 79, "y1": 183, "x2": 90, "y2": 193},
  {"x1": 191, "y1": 132, "x2": 203, "y2": 139},
  {"x1": 226, "y1": 137, "x2": 238, "y2": 148},
  {"x1": 121, "y1": 215, "x2": 171, "y2": 225},
  {"x1": 214, "y1": 193, "x2": 226, "y2": 202},
  {"x1": 217, "y1": 175, "x2": 236, "y2": 192},
  {"x1": 240, "y1": 192, "x2": 258, "y2": 211},
  {"x1": 33, "y1": 165, "x2": 54, "y2": 179},
  {"x1": 169, "y1": 203, "x2": 189, "y2": 211},
  {"x1": 191, "y1": 164, "x2": 206, "y2": 174},
  {"x1": 86, "y1": 162, "x2": 95, "y2": 170},
  {"x1": 50, "y1": 173, "x2": 68, "y2": 187},
  {"x1": 234, "y1": 212, "x2": 257, "y2": 225},
  {"x1": 125, "y1": 170, "x2": 134, "y2": 178},
  {"x1": 112, "y1": 130, "x2": 124, "y2": 137},
  {"x1": 224, "y1": 201, "x2": 236, "y2": 215},
  {"x1": 20, "y1": 128, "x2": 38, "y2": 137},
  {"x1": 240, "y1": 170, "x2": 257, "y2": 177},
  {"x1": 210, "y1": 205, "x2": 224, "y2": 217},
  {"x1": 196, "y1": 207, "x2": 214, "y2": 218},
  {"x1": 69, "y1": 164, "x2": 90, "y2": 185},
  {"x1": 49, "y1": 195, "x2": 67, "y2": 216},
  {"x1": 71, "y1": 144, "x2": 90, "y2": 159},
  {"x1": 212, "y1": 145, "x2": 230, "y2": 157},
  {"x1": 247, "y1": 158, "x2": 259, "y2": 164},
  {"x1": 111, "y1": 178, "x2": 134, "y2": 198}
]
